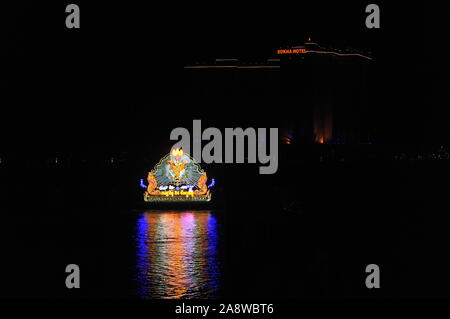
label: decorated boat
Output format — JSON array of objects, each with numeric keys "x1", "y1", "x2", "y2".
[{"x1": 141, "y1": 148, "x2": 214, "y2": 205}]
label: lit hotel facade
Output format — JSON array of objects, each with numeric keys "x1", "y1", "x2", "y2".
[{"x1": 184, "y1": 39, "x2": 374, "y2": 145}]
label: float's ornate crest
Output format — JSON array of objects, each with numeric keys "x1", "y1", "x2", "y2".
[{"x1": 144, "y1": 148, "x2": 211, "y2": 202}]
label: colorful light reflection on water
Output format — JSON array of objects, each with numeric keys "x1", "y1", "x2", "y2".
[{"x1": 135, "y1": 211, "x2": 221, "y2": 299}]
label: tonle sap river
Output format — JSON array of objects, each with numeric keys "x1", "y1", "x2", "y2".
[
  {"x1": 0, "y1": 209, "x2": 225, "y2": 298},
  {"x1": 135, "y1": 211, "x2": 222, "y2": 299}
]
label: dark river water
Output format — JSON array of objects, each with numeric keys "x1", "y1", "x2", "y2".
[
  {"x1": 0, "y1": 162, "x2": 448, "y2": 298},
  {"x1": 0, "y1": 209, "x2": 228, "y2": 299},
  {"x1": 135, "y1": 211, "x2": 221, "y2": 299}
]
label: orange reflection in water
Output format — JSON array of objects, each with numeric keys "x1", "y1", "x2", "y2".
[{"x1": 136, "y1": 211, "x2": 220, "y2": 299}]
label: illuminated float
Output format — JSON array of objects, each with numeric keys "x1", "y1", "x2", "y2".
[{"x1": 142, "y1": 148, "x2": 212, "y2": 202}]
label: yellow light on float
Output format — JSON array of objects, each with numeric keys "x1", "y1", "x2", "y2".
[{"x1": 171, "y1": 148, "x2": 184, "y2": 157}]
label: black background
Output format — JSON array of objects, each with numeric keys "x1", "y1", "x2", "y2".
[
  {"x1": 2, "y1": 1, "x2": 448, "y2": 151},
  {"x1": 0, "y1": 0, "x2": 448, "y2": 308}
]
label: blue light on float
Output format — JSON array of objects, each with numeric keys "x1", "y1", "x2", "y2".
[
  {"x1": 140, "y1": 179, "x2": 147, "y2": 189},
  {"x1": 207, "y1": 178, "x2": 215, "y2": 189}
]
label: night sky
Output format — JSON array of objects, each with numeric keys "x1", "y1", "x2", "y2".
[{"x1": 1, "y1": 1, "x2": 448, "y2": 154}]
